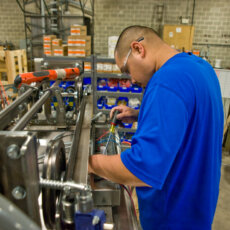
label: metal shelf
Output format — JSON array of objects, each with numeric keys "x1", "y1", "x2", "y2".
[
  {"x1": 93, "y1": 121, "x2": 137, "y2": 133},
  {"x1": 82, "y1": 72, "x2": 92, "y2": 77},
  {"x1": 95, "y1": 57, "x2": 116, "y2": 63},
  {"x1": 97, "y1": 73, "x2": 130, "y2": 79},
  {"x1": 118, "y1": 128, "x2": 136, "y2": 133},
  {"x1": 93, "y1": 56, "x2": 142, "y2": 135},
  {"x1": 96, "y1": 91, "x2": 143, "y2": 98}
]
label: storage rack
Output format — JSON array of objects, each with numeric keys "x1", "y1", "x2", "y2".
[{"x1": 92, "y1": 56, "x2": 143, "y2": 133}]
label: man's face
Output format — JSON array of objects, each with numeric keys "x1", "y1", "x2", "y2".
[{"x1": 115, "y1": 51, "x2": 151, "y2": 88}]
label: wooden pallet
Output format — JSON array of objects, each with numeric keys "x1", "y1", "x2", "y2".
[{"x1": 0, "y1": 49, "x2": 27, "y2": 84}]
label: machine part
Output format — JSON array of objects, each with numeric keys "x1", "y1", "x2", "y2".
[
  {"x1": 54, "y1": 88, "x2": 66, "y2": 125},
  {"x1": 92, "y1": 180, "x2": 121, "y2": 207},
  {"x1": 75, "y1": 209, "x2": 106, "y2": 230},
  {"x1": 0, "y1": 131, "x2": 41, "y2": 225},
  {"x1": 11, "y1": 81, "x2": 60, "y2": 131},
  {"x1": 12, "y1": 186, "x2": 26, "y2": 200},
  {"x1": 0, "y1": 194, "x2": 40, "y2": 230},
  {"x1": 14, "y1": 67, "x2": 81, "y2": 88},
  {"x1": 74, "y1": 78, "x2": 83, "y2": 112},
  {"x1": 91, "y1": 112, "x2": 103, "y2": 122},
  {"x1": 6, "y1": 144, "x2": 20, "y2": 159},
  {"x1": 40, "y1": 178, "x2": 90, "y2": 193},
  {"x1": 61, "y1": 193, "x2": 76, "y2": 224},
  {"x1": 79, "y1": 190, "x2": 94, "y2": 213},
  {"x1": 42, "y1": 139, "x2": 66, "y2": 229},
  {"x1": 43, "y1": 81, "x2": 54, "y2": 124},
  {"x1": 103, "y1": 223, "x2": 114, "y2": 230},
  {"x1": 66, "y1": 97, "x2": 86, "y2": 180},
  {"x1": 0, "y1": 87, "x2": 34, "y2": 130}
]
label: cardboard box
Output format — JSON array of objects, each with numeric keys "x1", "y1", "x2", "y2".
[
  {"x1": 70, "y1": 25, "x2": 87, "y2": 36},
  {"x1": 68, "y1": 47, "x2": 91, "y2": 57},
  {"x1": 43, "y1": 35, "x2": 57, "y2": 43},
  {"x1": 43, "y1": 43, "x2": 52, "y2": 50},
  {"x1": 53, "y1": 45, "x2": 68, "y2": 56},
  {"x1": 67, "y1": 36, "x2": 91, "y2": 48},
  {"x1": 163, "y1": 25, "x2": 194, "y2": 51},
  {"x1": 112, "y1": 64, "x2": 121, "y2": 74},
  {"x1": 44, "y1": 49, "x2": 53, "y2": 56},
  {"x1": 97, "y1": 63, "x2": 104, "y2": 72},
  {"x1": 103, "y1": 63, "x2": 113, "y2": 73},
  {"x1": 84, "y1": 62, "x2": 91, "y2": 72},
  {"x1": 52, "y1": 39, "x2": 62, "y2": 47}
]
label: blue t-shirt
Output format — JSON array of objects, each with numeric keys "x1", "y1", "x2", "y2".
[{"x1": 121, "y1": 53, "x2": 223, "y2": 230}]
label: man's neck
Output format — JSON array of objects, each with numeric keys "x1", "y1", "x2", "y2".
[{"x1": 153, "y1": 44, "x2": 179, "y2": 72}]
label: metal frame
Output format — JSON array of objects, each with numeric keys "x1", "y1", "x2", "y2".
[{"x1": 0, "y1": 131, "x2": 41, "y2": 225}]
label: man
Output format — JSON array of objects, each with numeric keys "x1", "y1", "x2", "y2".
[{"x1": 89, "y1": 25, "x2": 223, "y2": 230}]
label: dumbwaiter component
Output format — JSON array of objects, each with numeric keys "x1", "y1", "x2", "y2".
[{"x1": 14, "y1": 67, "x2": 82, "y2": 88}]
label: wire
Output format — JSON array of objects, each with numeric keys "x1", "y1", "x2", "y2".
[
  {"x1": 96, "y1": 130, "x2": 110, "y2": 141},
  {"x1": 122, "y1": 141, "x2": 131, "y2": 146},
  {"x1": 120, "y1": 184, "x2": 137, "y2": 217}
]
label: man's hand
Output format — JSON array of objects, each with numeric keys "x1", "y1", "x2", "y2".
[{"x1": 110, "y1": 105, "x2": 139, "y2": 124}]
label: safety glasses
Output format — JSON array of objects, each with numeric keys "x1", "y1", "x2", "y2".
[{"x1": 120, "y1": 36, "x2": 144, "y2": 74}]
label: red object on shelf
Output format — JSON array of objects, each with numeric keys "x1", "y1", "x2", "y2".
[
  {"x1": 119, "y1": 79, "x2": 131, "y2": 88},
  {"x1": 108, "y1": 78, "x2": 119, "y2": 87},
  {"x1": 98, "y1": 79, "x2": 107, "y2": 87}
]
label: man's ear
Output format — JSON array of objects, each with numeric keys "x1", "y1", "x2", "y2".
[{"x1": 131, "y1": 41, "x2": 145, "y2": 58}]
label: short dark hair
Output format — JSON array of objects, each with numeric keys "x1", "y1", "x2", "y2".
[{"x1": 115, "y1": 25, "x2": 160, "y2": 59}]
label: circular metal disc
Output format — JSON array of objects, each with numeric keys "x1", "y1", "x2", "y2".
[{"x1": 42, "y1": 139, "x2": 66, "y2": 229}]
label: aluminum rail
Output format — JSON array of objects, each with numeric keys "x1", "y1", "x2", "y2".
[
  {"x1": 0, "y1": 88, "x2": 34, "y2": 130},
  {"x1": 65, "y1": 96, "x2": 86, "y2": 180}
]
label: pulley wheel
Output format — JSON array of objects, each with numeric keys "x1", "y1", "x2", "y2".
[{"x1": 42, "y1": 139, "x2": 66, "y2": 229}]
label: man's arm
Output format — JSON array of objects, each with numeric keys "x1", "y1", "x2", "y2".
[{"x1": 88, "y1": 154, "x2": 150, "y2": 187}]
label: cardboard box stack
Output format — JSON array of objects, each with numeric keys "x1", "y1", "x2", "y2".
[
  {"x1": 51, "y1": 39, "x2": 67, "y2": 56},
  {"x1": 68, "y1": 25, "x2": 91, "y2": 57},
  {"x1": 43, "y1": 25, "x2": 91, "y2": 57},
  {"x1": 53, "y1": 45, "x2": 68, "y2": 56},
  {"x1": 70, "y1": 25, "x2": 87, "y2": 36},
  {"x1": 84, "y1": 62, "x2": 91, "y2": 72},
  {"x1": 43, "y1": 35, "x2": 56, "y2": 56}
]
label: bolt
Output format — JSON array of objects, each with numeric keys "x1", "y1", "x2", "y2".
[
  {"x1": 18, "y1": 104, "x2": 24, "y2": 111},
  {"x1": 7, "y1": 144, "x2": 20, "y2": 159},
  {"x1": 43, "y1": 62, "x2": 48, "y2": 68},
  {"x1": 12, "y1": 186, "x2": 26, "y2": 200},
  {"x1": 92, "y1": 216, "x2": 100, "y2": 226},
  {"x1": 20, "y1": 87, "x2": 25, "y2": 93}
]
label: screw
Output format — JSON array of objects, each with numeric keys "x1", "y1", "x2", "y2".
[
  {"x1": 12, "y1": 186, "x2": 26, "y2": 200},
  {"x1": 18, "y1": 104, "x2": 24, "y2": 111},
  {"x1": 7, "y1": 144, "x2": 20, "y2": 159}
]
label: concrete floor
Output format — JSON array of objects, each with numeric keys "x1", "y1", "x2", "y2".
[{"x1": 213, "y1": 152, "x2": 230, "y2": 230}]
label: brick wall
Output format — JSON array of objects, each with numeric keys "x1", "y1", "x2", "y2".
[
  {"x1": 0, "y1": 0, "x2": 25, "y2": 48},
  {"x1": 94, "y1": 0, "x2": 230, "y2": 68},
  {"x1": 0, "y1": 0, "x2": 229, "y2": 68}
]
